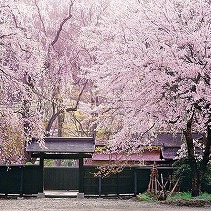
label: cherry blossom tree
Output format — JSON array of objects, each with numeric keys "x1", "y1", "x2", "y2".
[
  {"x1": 0, "y1": 0, "x2": 110, "y2": 164},
  {"x1": 22, "y1": 0, "x2": 110, "y2": 137},
  {"x1": 81, "y1": 0, "x2": 211, "y2": 196},
  {"x1": 3, "y1": 0, "x2": 211, "y2": 196},
  {"x1": 129, "y1": 0, "x2": 211, "y2": 197},
  {"x1": 0, "y1": 0, "x2": 46, "y2": 164}
]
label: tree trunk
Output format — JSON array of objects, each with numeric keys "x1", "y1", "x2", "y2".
[
  {"x1": 54, "y1": 110, "x2": 65, "y2": 167},
  {"x1": 23, "y1": 99, "x2": 31, "y2": 163},
  {"x1": 184, "y1": 120, "x2": 200, "y2": 197},
  {"x1": 190, "y1": 160, "x2": 200, "y2": 197},
  {"x1": 58, "y1": 112, "x2": 64, "y2": 137},
  {"x1": 198, "y1": 125, "x2": 211, "y2": 191},
  {"x1": 201, "y1": 126, "x2": 211, "y2": 171}
]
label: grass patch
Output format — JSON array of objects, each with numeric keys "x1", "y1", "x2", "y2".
[
  {"x1": 169, "y1": 192, "x2": 211, "y2": 200},
  {"x1": 137, "y1": 192, "x2": 155, "y2": 202},
  {"x1": 169, "y1": 192, "x2": 192, "y2": 199},
  {"x1": 138, "y1": 192, "x2": 211, "y2": 207},
  {"x1": 163, "y1": 192, "x2": 211, "y2": 207},
  {"x1": 196, "y1": 192, "x2": 211, "y2": 200}
]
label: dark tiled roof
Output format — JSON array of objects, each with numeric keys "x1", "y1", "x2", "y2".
[
  {"x1": 26, "y1": 137, "x2": 95, "y2": 153},
  {"x1": 92, "y1": 150, "x2": 161, "y2": 162},
  {"x1": 161, "y1": 145, "x2": 204, "y2": 160},
  {"x1": 95, "y1": 140, "x2": 107, "y2": 146},
  {"x1": 94, "y1": 133, "x2": 203, "y2": 161},
  {"x1": 161, "y1": 146, "x2": 180, "y2": 160},
  {"x1": 153, "y1": 133, "x2": 202, "y2": 147}
]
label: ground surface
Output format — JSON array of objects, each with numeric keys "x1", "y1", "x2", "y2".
[{"x1": 0, "y1": 198, "x2": 210, "y2": 211}]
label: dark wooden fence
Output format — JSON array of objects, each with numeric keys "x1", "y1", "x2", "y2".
[
  {"x1": 44, "y1": 167, "x2": 79, "y2": 190},
  {"x1": 0, "y1": 165, "x2": 173, "y2": 196},
  {"x1": 44, "y1": 166, "x2": 173, "y2": 196},
  {"x1": 0, "y1": 165, "x2": 42, "y2": 195},
  {"x1": 84, "y1": 166, "x2": 173, "y2": 196},
  {"x1": 83, "y1": 167, "x2": 135, "y2": 195}
]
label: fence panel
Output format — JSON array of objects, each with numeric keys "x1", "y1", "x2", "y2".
[
  {"x1": 101, "y1": 167, "x2": 135, "y2": 195},
  {"x1": 135, "y1": 168, "x2": 150, "y2": 194},
  {"x1": 0, "y1": 166, "x2": 21, "y2": 194},
  {"x1": 84, "y1": 166, "x2": 99, "y2": 195},
  {"x1": 0, "y1": 165, "x2": 42, "y2": 195},
  {"x1": 44, "y1": 167, "x2": 79, "y2": 190},
  {"x1": 101, "y1": 173, "x2": 118, "y2": 195},
  {"x1": 117, "y1": 167, "x2": 134, "y2": 194},
  {"x1": 83, "y1": 166, "x2": 135, "y2": 195},
  {"x1": 23, "y1": 165, "x2": 43, "y2": 194}
]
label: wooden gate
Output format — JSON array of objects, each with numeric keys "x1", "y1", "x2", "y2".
[{"x1": 44, "y1": 167, "x2": 79, "y2": 190}]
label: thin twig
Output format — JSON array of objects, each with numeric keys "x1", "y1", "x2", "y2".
[
  {"x1": 34, "y1": 0, "x2": 47, "y2": 36},
  {"x1": 51, "y1": 1, "x2": 74, "y2": 46}
]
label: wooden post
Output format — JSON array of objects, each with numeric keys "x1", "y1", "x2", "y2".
[
  {"x1": 134, "y1": 169, "x2": 137, "y2": 196},
  {"x1": 37, "y1": 153, "x2": 45, "y2": 197},
  {"x1": 19, "y1": 166, "x2": 24, "y2": 197},
  {"x1": 78, "y1": 153, "x2": 84, "y2": 194},
  {"x1": 98, "y1": 174, "x2": 102, "y2": 197},
  {"x1": 117, "y1": 173, "x2": 119, "y2": 196}
]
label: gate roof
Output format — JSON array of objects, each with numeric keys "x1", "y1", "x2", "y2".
[{"x1": 26, "y1": 137, "x2": 95, "y2": 154}]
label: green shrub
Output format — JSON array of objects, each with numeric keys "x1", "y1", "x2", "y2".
[
  {"x1": 172, "y1": 159, "x2": 192, "y2": 192},
  {"x1": 172, "y1": 159, "x2": 211, "y2": 193},
  {"x1": 138, "y1": 192, "x2": 155, "y2": 201},
  {"x1": 201, "y1": 168, "x2": 211, "y2": 194}
]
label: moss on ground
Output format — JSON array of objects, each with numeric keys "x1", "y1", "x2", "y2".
[{"x1": 138, "y1": 192, "x2": 211, "y2": 207}]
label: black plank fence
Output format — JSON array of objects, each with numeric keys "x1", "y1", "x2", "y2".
[
  {"x1": 0, "y1": 165, "x2": 173, "y2": 196},
  {"x1": 44, "y1": 166, "x2": 173, "y2": 196},
  {"x1": 0, "y1": 165, "x2": 42, "y2": 196},
  {"x1": 44, "y1": 167, "x2": 79, "y2": 190},
  {"x1": 85, "y1": 166, "x2": 173, "y2": 196}
]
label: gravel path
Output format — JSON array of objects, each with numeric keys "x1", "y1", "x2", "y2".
[{"x1": 0, "y1": 198, "x2": 210, "y2": 211}]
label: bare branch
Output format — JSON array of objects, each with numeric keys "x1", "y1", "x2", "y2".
[
  {"x1": 18, "y1": 43, "x2": 32, "y2": 59},
  {"x1": 138, "y1": 123, "x2": 155, "y2": 140},
  {"x1": 72, "y1": 113, "x2": 89, "y2": 136},
  {"x1": 0, "y1": 33, "x2": 17, "y2": 39},
  {"x1": 51, "y1": 1, "x2": 74, "y2": 46},
  {"x1": 169, "y1": 115, "x2": 180, "y2": 124},
  {"x1": 34, "y1": 0, "x2": 47, "y2": 36},
  {"x1": 0, "y1": 68, "x2": 21, "y2": 83},
  {"x1": 45, "y1": 80, "x2": 88, "y2": 134},
  {"x1": 73, "y1": 80, "x2": 88, "y2": 109},
  {"x1": 45, "y1": 106, "x2": 77, "y2": 134},
  {"x1": 10, "y1": 12, "x2": 27, "y2": 32}
]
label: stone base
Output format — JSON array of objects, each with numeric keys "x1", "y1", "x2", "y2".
[
  {"x1": 77, "y1": 193, "x2": 84, "y2": 198},
  {"x1": 37, "y1": 192, "x2": 45, "y2": 198}
]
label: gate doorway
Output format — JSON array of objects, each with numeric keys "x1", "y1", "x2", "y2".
[
  {"x1": 26, "y1": 137, "x2": 95, "y2": 197},
  {"x1": 44, "y1": 167, "x2": 79, "y2": 191},
  {"x1": 44, "y1": 166, "x2": 79, "y2": 197}
]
